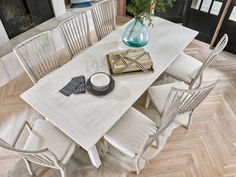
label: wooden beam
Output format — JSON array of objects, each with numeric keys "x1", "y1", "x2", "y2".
[
  {"x1": 117, "y1": 0, "x2": 126, "y2": 16},
  {"x1": 210, "y1": 0, "x2": 232, "y2": 48}
]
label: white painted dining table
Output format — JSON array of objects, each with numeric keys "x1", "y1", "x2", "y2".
[{"x1": 21, "y1": 17, "x2": 198, "y2": 168}]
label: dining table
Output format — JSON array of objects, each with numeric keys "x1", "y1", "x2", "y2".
[{"x1": 21, "y1": 17, "x2": 198, "y2": 168}]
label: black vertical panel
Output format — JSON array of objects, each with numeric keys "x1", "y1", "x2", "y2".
[
  {"x1": 185, "y1": 9, "x2": 220, "y2": 42},
  {"x1": 217, "y1": 0, "x2": 236, "y2": 53},
  {"x1": 156, "y1": 0, "x2": 190, "y2": 23},
  {"x1": 21, "y1": 0, "x2": 30, "y2": 14},
  {"x1": 126, "y1": 0, "x2": 191, "y2": 23},
  {"x1": 125, "y1": 0, "x2": 133, "y2": 17},
  {"x1": 183, "y1": 0, "x2": 226, "y2": 43},
  {"x1": 0, "y1": 0, "x2": 54, "y2": 38},
  {"x1": 26, "y1": 0, "x2": 54, "y2": 24},
  {"x1": 0, "y1": 0, "x2": 32, "y2": 38}
]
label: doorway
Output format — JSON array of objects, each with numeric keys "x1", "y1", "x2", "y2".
[
  {"x1": 217, "y1": 0, "x2": 236, "y2": 53},
  {"x1": 183, "y1": 0, "x2": 227, "y2": 43}
]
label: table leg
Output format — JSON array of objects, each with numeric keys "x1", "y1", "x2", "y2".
[{"x1": 88, "y1": 145, "x2": 101, "y2": 168}]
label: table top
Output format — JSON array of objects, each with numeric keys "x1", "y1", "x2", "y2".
[{"x1": 21, "y1": 17, "x2": 198, "y2": 151}]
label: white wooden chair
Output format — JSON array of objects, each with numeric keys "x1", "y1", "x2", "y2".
[
  {"x1": 91, "y1": 0, "x2": 116, "y2": 41},
  {"x1": 58, "y1": 12, "x2": 91, "y2": 58},
  {"x1": 104, "y1": 96, "x2": 180, "y2": 174},
  {"x1": 145, "y1": 81, "x2": 218, "y2": 129},
  {"x1": 13, "y1": 31, "x2": 60, "y2": 84},
  {"x1": 0, "y1": 119, "x2": 76, "y2": 177},
  {"x1": 164, "y1": 34, "x2": 228, "y2": 88}
]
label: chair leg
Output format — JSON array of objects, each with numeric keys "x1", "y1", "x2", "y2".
[
  {"x1": 155, "y1": 137, "x2": 159, "y2": 149},
  {"x1": 145, "y1": 94, "x2": 151, "y2": 109},
  {"x1": 135, "y1": 159, "x2": 140, "y2": 175},
  {"x1": 103, "y1": 138, "x2": 109, "y2": 152},
  {"x1": 23, "y1": 158, "x2": 34, "y2": 176},
  {"x1": 187, "y1": 112, "x2": 193, "y2": 129},
  {"x1": 59, "y1": 164, "x2": 66, "y2": 177}
]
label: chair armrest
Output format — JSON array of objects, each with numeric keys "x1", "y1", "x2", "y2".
[{"x1": 12, "y1": 121, "x2": 33, "y2": 148}]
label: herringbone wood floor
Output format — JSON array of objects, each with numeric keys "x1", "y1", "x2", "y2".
[
  {"x1": 129, "y1": 40, "x2": 236, "y2": 177},
  {"x1": 0, "y1": 38, "x2": 236, "y2": 177}
]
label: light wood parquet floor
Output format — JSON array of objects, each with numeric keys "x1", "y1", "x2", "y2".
[
  {"x1": 129, "y1": 40, "x2": 236, "y2": 177},
  {"x1": 0, "y1": 23, "x2": 236, "y2": 176}
]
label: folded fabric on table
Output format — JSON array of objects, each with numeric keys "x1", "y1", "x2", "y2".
[
  {"x1": 59, "y1": 76, "x2": 86, "y2": 96},
  {"x1": 73, "y1": 76, "x2": 86, "y2": 94},
  {"x1": 106, "y1": 48, "x2": 153, "y2": 75}
]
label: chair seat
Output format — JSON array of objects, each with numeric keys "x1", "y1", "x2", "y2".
[
  {"x1": 148, "y1": 82, "x2": 188, "y2": 113},
  {"x1": 24, "y1": 119, "x2": 76, "y2": 164},
  {"x1": 165, "y1": 53, "x2": 203, "y2": 84},
  {"x1": 104, "y1": 107, "x2": 157, "y2": 158}
]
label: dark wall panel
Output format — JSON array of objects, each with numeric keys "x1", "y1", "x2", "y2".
[{"x1": 0, "y1": 0, "x2": 54, "y2": 39}]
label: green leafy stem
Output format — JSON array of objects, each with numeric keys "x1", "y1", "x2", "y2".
[{"x1": 127, "y1": 0, "x2": 176, "y2": 26}]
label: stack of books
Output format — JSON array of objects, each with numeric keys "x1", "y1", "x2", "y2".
[
  {"x1": 71, "y1": 0, "x2": 91, "y2": 8},
  {"x1": 106, "y1": 48, "x2": 154, "y2": 75}
]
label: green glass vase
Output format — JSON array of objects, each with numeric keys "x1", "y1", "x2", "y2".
[{"x1": 122, "y1": 18, "x2": 149, "y2": 47}]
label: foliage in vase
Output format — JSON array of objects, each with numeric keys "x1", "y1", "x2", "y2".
[{"x1": 127, "y1": 0, "x2": 176, "y2": 25}]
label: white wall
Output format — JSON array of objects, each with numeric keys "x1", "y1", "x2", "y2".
[
  {"x1": 0, "y1": 20, "x2": 9, "y2": 45},
  {"x1": 51, "y1": 0, "x2": 67, "y2": 17}
]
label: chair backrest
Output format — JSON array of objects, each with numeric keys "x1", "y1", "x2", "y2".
[
  {"x1": 13, "y1": 31, "x2": 59, "y2": 84},
  {"x1": 136, "y1": 81, "x2": 217, "y2": 160},
  {"x1": 0, "y1": 138, "x2": 59, "y2": 168},
  {"x1": 170, "y1": 81, "x2": 217, "y2": 115},
  {"x1": 190, "y1": 34, "x2": 228, "y2": 88},
  {"x1": 139, "y1": 81, "x2": 217, "y2": 157},
  {"x1": 58, "y1": 12, "x2": 91, "y2": 58},
  {"x1": 158, "y1": 95, "x2": 181, "y2": 134},
  {"x1": 137, "y1": 96, "x2": 181, "y2": 158},
  {"x1": 91, "y1": 0, "x2": 116, "y2": 41}
]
